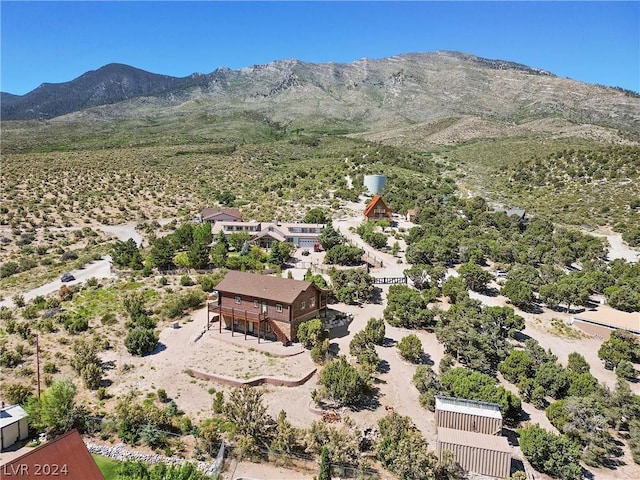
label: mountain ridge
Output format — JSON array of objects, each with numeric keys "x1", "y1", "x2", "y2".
[{"x1": 2, "y1": 51, "x2": 639, "y2": 134}]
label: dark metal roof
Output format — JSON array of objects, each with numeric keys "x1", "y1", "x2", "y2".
[
  {"x1": 0, "y1": 430, "x2": 105, "y2": 480},
  {"x1": 215, "y1": 270, "x2": 319, "y2": 304}
]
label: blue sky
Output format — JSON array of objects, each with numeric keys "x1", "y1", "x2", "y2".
[{"x1": 1, "y1": 1, "x2": 638, "y2": 95}]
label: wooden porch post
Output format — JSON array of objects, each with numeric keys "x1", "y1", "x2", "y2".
[
  {"x1": 258, "y1": 316, "x2": 261, "y2": 344},
  {"x1": 231, "y1": 307, "x2": 234, "y2": 336},
  {"x1": 244, "y1": 311, "x2": 248, "y2": 340},
  {"x1": 219, "y1": 306, "x2": 222, "y2": 334}
]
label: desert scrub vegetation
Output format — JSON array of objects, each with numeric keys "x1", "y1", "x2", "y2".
[
  {"x1": 0, "y1": 274, "x2": 202, "y2": 404},
  {"x1": 1, "y1": 114, "x2": 450, "y2": 233},
  {"x1": 501, "y1": 145, "x2": 640, "y2": 244},
  {"x1": 448, "y1": 136, "x2": 640, "y2": 243},
  {"x1": 0, "y1": 227, "x2": 111, "y2": 294}
]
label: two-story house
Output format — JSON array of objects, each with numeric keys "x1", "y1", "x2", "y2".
[
  {"x1": 208, "y1": 271, "x2": 328, "y2": 345},
  {"x1": 210, "y1": 221, "x2": 325, "y2": 248}
]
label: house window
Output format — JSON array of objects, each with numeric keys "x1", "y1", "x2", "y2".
[
  {"x1": 254, "y1": 299, "x2": 259, "y2": 308},
  {"x1": 234, "y1": 296, "x2": 241, "y2": 304},
  {"x1": 309, "y1": 297, "x2": 315, "y2": 308},
  {"x1": 276, "y1": 304, "x2": 283, "y2": 313},
  {"x1": 301, "y1": 301, "x2": 306, "y2": 310}
]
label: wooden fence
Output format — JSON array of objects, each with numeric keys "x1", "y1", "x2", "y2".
[{"x1": 373, "y1": 276, "x2": 407, "y2": 285}]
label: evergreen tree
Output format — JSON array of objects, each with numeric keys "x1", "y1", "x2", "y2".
[{"x1": 318, "y1": 446, "x2": 332, "y2": 480}]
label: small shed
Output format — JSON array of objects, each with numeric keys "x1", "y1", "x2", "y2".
[
  {"x1": 0, "y1": 404, "x2": 29, "y2": 451},
  {"x1": 437, "y1": 427, "x2": 511, "y2": 479},
  {"x1": 435, "y1": 396, "x2": 502, "y2": 435}
]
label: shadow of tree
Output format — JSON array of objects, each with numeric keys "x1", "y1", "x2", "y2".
[{"x1": 149, "y1": 342, "x2": 167, "y2": 355}]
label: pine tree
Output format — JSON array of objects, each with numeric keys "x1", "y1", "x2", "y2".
[{"x1": 318, "y1": 446, "x2": 332, "y2": 480}]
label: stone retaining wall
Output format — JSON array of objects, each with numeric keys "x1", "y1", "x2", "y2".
[
  {"x1": 86, "y1": 441, "x2": 221, "y2": 475},
  {"x1": 185, "y1": 368, "x2": 316, "y2": 387}
]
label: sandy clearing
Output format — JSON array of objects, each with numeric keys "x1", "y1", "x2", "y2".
[
  {"x1": 99, "y1": 223, "x2": 143, "y2": 247},
  {"x1": 586, "y1": 227, "x2": 639, "y2": 264}
]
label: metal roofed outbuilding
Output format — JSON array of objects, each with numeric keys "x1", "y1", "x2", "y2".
[
  {"x1": 437, "y1": 427, "x2": 511, "y2": 479},
  {"x1": 435, "y1": 396, "x2": 502, "y2": 435},
  {"x1": 0, "y1": 404, "x2": 28, "y2": 451}
]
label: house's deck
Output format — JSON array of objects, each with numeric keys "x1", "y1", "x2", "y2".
[{"x1": 207, "y1": 303, "x2": 291, "y2": 345}]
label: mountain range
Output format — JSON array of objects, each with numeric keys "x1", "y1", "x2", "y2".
[{"x1": 2, "y1": 51, "x2": 639, "y2": 138}]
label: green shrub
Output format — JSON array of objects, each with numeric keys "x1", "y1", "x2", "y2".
[
  {"x1": 364, "y1": 317, "x2": 386, "y2": 345},
  {"x1": 100, "y1": 313, "x2": 117, "y2": 326},
  {"x1": 64, "y1": 315, "x2": 89, "y2": 334},
  {"x1": 163, "y1": 291, "x2": 207, "y2": 319},
  {"x1": 310, "y1": 339, "x2": 330, "y2": 365},
  {"x1": 316, "y1": 356, "x2": 369, "y2": 407},
  {"x1": 212, "y1": 391, "x2": 224, "y2": 414},
  {"x1": 96, "y1": 387, "x2": 109, "y2": 400},
  {"x1": 157, "y1": 388, "x2": 168, "y2": 403},
  {"x1": 125, "y1": 328, "x2": 158, "y2": 356},
  {"x1": 297, "y1": 318, "x2": 327, "y2": 348},
  {"x1": 397, "y1": 334, "x2": 423, "y2": 363},
  {"x1": 43, "y1": 361, "x2": 58, "y2": 374},
  {"x1": 2, "y1": 383, "x2": 33, "y2": 404}
]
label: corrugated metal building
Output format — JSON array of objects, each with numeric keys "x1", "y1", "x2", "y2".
[
  {"x1": 437, "y1": 427, "x2": 511, "y2": 479},
  {"x1": 0, "y1": 404, "x2": 29, "y2": 451},
  {"x1": 435, "y1": 396, "x2": 503, "y2": 435}
]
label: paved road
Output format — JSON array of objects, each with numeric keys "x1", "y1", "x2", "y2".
[{"x1": 0, "y1": 222, "x2": 145, "y2": 309}]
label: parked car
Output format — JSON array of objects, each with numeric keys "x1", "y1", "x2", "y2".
[{"x1": 60, "y1": 273, "x2": 75, "y2": 282}]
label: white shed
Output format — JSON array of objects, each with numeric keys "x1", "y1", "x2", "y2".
[{"x1": 1, "y1": 404, "x2": 29, "y2": 450}]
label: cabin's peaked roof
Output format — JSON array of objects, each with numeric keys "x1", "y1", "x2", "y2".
[
  {"x1": 215, "y1": 271, "x2": 318, "y2": 304},
  {"x1": 363, "y1": 195, "x2": 389, "y2": 216},
  {"x1": 0, "y1": 429, "x2": 105, "y2": 480}
]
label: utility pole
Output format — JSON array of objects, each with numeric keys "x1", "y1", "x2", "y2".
[{"x1": 36, "y1": 333, "x2": 41, "y2": 399}]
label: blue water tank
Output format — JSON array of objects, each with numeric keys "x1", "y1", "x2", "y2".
[{"x1": 363, "y1": 175, "x2": 386, "y2": 195}]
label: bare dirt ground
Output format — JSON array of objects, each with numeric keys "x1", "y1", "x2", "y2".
[{"x1": 588, "y1": 226, "x2": 640, "y2": 264}]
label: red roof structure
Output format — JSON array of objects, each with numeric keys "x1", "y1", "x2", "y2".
[
  {"x1": 363, "y1": 195, "x2": 392, "y2": 221},
  {"x1": 0, "y1": 430, "x2": 105, "y2": 480}
]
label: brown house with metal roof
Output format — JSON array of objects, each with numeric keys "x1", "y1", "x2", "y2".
[
  {"x1": 0, "y1": 429, "x2": 104, "y2": 480},
  {"x1": 363, "y1": 195, "x2": 392, "y2": 222},
  {"x1": 208, "y1": 271, "x2": 328, "y2": 345}
]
